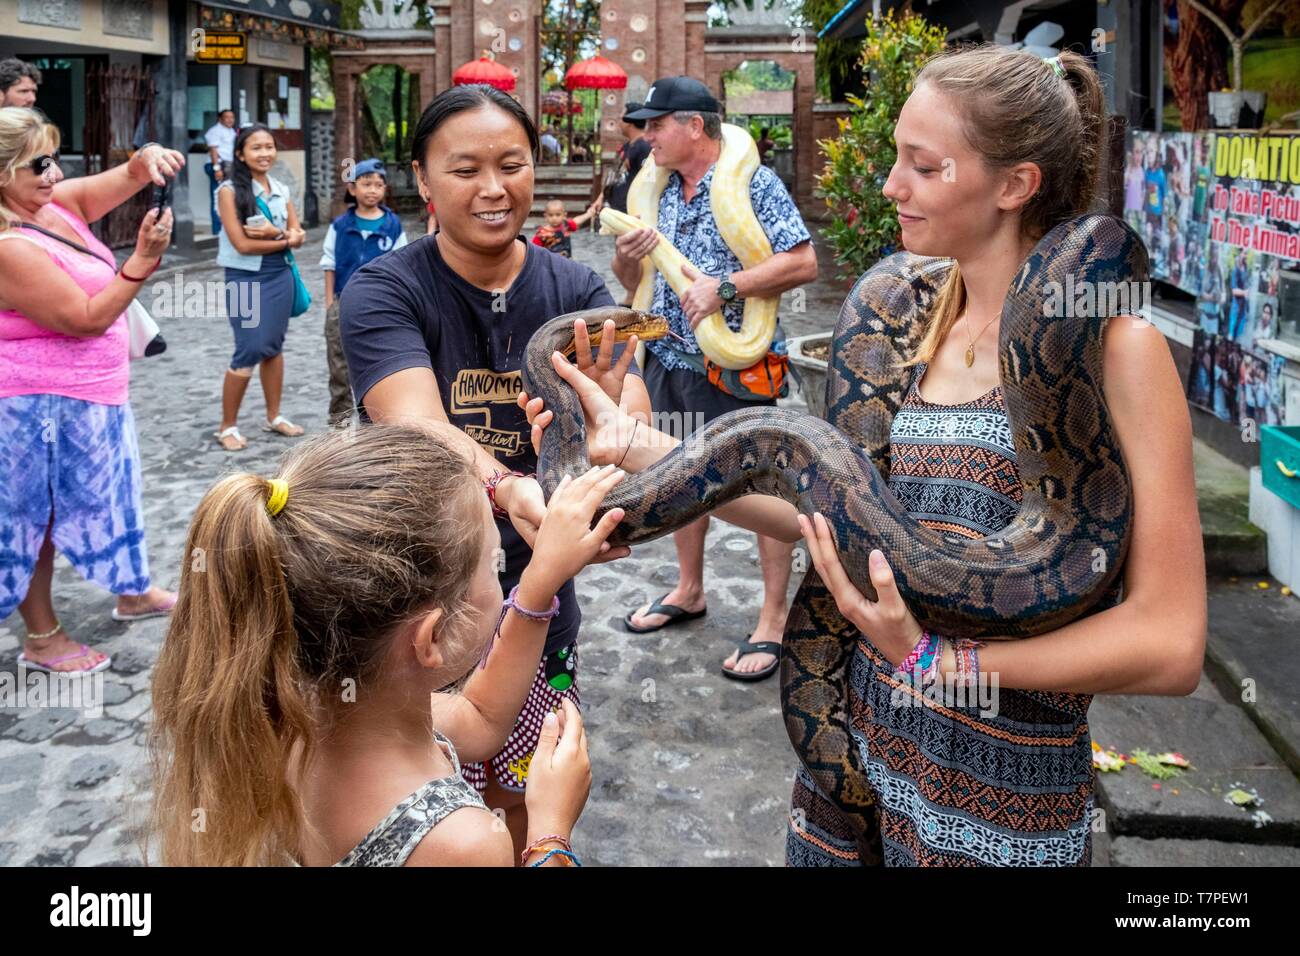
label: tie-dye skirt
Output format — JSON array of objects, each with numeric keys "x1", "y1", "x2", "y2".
[{"x1": 0, "y1": 394, "x2": 151, "y2": 621}]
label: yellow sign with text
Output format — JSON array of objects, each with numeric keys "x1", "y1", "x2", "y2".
[
  {"x1": 195, "y1": 32, "x2": 247, "y2": 65},
  {"x1": 1213, "y1": 133, "x2": 1300, "y2": 185}
]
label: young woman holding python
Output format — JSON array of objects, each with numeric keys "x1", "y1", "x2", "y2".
[{"x1": 519, "y1": 46, "x2": 1206, "y2": 866}]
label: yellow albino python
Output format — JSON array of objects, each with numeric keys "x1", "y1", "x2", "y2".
[{"x1": 598, "y1": 123, "x2": 776, "y2": 369}]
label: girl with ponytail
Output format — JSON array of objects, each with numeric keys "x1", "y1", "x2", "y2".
[
  {"x1": 151, "y1": 422, "x2": 626, "y2": 866},
  {"x1": 521, "y1": 45, "x2": 1205, "y2": 866}
]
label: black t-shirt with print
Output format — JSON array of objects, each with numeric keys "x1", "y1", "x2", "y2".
[{"x1": 340, "y1": 234, "x2": 640, "y2": 654}]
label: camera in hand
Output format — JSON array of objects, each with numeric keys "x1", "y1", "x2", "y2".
[{"x1": 150, "y1": 179, "x2": 172, "y2": 212}]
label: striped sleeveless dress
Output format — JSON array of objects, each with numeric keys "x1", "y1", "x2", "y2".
[{"x1": 786, "y1": 363, "x2": 1115, "y2": 867}]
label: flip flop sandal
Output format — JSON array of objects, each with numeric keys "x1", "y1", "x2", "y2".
[
  {"x1": 214, "y1": 426, "x2": 246, "y2": 451},
  {"x1": 720, "y1": 636, "x2": 782, "y2": 683},
  {"x1": 18, "y1": 645, "x2": 112, "y2": 675},
  {"x1": 111, "y1": 593, "x2": 178, "y2": 622},
  {"x1": 623, "y1": 593, "x2": 708, "y2": 633},
  {"x1": 263, "y1": 415, "x2": 304, "y2": 437}
]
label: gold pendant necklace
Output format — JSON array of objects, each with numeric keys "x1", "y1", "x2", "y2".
[{"x1": 964, "y1": 311, "x2": 998, "y2": 369}]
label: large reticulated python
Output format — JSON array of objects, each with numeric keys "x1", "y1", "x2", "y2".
[
  {"x1": 522, "y1": 213, "x2": 1148, "y2": 861},
  {"x1": 598, "y1": 122, "x2": 777, "y2": 370}
]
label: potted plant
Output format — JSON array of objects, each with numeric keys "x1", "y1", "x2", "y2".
[
  {"x1": 1189, "y1": 0, "x2": 1282, "y2": 129},
  {"x1": 791, "y1": 10, "x2": 943, "y2": 419},
  {"x1": 788, "y1": 332, "x2": 834, "y2": 419},
  {"x1": 816, "y1": 9, "x2": 945, "y2": 280}
]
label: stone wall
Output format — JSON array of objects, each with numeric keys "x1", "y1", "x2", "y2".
[{"x1": 310, "y1": 108, "x2": 336, "y2": 218}]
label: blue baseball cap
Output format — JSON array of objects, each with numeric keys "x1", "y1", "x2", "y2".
[{"x1": 350, "y1": 158, "x2": 387, "y2": 181}]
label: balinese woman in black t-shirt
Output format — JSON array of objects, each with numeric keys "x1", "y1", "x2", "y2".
[{"x1": 339, "y1": 84, "x2": 651, "y2": 858}]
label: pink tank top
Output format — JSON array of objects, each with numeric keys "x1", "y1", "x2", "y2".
[{"x1": 0, "y1": 202, "x2": 129, "y2": 406}]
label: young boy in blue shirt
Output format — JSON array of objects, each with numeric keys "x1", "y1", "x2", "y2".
[{"x1": 321, "y1": 158, "x2": 408, "y2": 424}]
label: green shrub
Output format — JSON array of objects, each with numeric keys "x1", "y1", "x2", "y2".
[{"x1": 817, "y1": 10, "x2": 946, "y2": 279}]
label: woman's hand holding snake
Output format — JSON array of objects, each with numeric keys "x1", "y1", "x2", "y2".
[
  {"x1": 519, "y1": 348, "x2": 648, "y2": 468},
  {"x1": 798, "y1": 512, "x2": 925, "y2": 668},
  {"x1": 570, "y1": 317, "x2": 641, "y2": 406}
]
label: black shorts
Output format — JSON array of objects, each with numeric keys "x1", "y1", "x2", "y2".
[{"x1": 643, "y1": 349, "x2": 775, "y2": 441}]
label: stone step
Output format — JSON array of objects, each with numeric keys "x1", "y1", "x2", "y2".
[
  {"x1": 1106, "y1": 835, "x2": 1300, "y2": 866},
  {"x1": 1195, "y1": 439, "x2": 1269, "y2": 575},
  {"x1": 534, "y1": 163, "x2": 596, "y2": 181},
  {"x1": 1089, "y1": 679, "x2": 1300, "y2": 846},
  {"x1": 533, "y1": 178, "x2": 597, "y2": 193},
  {"x1": 1202, "y1": 576, "x2": 1300, "y2": 777}
]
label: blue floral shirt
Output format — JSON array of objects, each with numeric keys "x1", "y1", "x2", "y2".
[{"x1": 645, "y1": 163, "x2": 811, "y2": 372}]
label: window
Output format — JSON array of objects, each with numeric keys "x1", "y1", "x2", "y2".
[{"x1": 260, "y1": 70, "x2": 302, "y2": 131}]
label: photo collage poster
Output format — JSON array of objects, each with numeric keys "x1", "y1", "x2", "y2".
[{"x1": 1125, "y1": 130, "x2": 1297, "y2": 428}]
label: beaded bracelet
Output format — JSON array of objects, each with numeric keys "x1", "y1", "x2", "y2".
[
  {"x1": 479, "y1": 584, "x2": 562, "y2": 669},
  {"x1": 504, "y1": 584, "x2": 560, "y2": 622},
  {"x1": 521, "y1": 834, "x2": 571, "y2": 867},
  {"x1": 920, "y1": 636, "x2": 946, "y2": 688},
  {"x1": 527, "y1": 848, "x2": 581, "y2": 867},
  {"x1": 484, "y1": 470, "x2": 529, "y2": 519},
  {"x1": 915, "y1": 633, "x2": 940, "y2": 676},
  {"x1": 952, "y1": 638, "x2": 984, "y2": 687},
  {"x1": 894, "y1": 629, "x2": 932, "y2": 678}
]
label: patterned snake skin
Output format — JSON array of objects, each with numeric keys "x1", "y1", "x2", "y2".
[{"x1": 522, "y1": 214, "x2": 1148, "y2": 857}]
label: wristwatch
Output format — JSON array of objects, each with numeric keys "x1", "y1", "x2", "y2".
[{"x1": 718, "y1": 275, "x2": 739, "y2": 302}]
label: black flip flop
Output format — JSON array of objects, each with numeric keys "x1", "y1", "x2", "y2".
[
  {"x1": 720, "y1": 636, "x2": 782, "y2": 682},
  {"x1": 623, "y1": 593, "x2": 708, "y2": 633}
]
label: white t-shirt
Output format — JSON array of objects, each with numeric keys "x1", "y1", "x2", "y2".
[{"x1": 204, "y1": 123, "x2": 237, "y2": 163}]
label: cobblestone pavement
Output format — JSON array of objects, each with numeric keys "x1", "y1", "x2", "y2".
[{"x1": 0, "y1": 222, "x2": 846, "y2": 866}]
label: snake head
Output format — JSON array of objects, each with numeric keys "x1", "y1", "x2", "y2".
[{"x1": 576, "y1": 310, "x2": 672, "y2": 352}]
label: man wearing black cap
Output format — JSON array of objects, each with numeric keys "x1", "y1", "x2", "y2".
[
  {"x1": 606, "y1": 101, "x2": 652, "y2": 305},
  {"x1": 616, "y1": 76, "x2": 818, "y2": 683}
]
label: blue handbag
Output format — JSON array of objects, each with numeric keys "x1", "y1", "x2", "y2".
[{"x1": 255, "y1": 195, "x2": 312, "y2": 317}]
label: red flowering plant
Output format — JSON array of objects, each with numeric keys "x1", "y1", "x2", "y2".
[{"x1": 816, "y1": 10, "x2": 945, "y2": 279}]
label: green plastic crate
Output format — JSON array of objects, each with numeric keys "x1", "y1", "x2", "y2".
[{"x1": 1262, "y1": 425, "x2": 1300, "y2": 512}]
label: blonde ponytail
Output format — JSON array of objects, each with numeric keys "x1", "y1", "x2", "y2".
[
  {"x1": 150, "y1": 473, "x2": 313, "y2": 866},
  {"x1": 150, "y1": 424, "x2": 484, "y2": 866}
]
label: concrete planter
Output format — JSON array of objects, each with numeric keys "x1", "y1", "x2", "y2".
[{"x1": 787, "y1": 331, "x2": 833, "y2": 420}]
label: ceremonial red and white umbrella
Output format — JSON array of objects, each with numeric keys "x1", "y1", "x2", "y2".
[
  {"x1": 562, "y1": 55, "x2": 627, "y2": 91},
  {"x1": 452, "y1": 54, "x2": 516, "y2": 92}
]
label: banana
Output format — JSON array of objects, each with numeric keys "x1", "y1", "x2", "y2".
[{"x1": 598, "y1": 123, "x2": 777, "y2": 370}]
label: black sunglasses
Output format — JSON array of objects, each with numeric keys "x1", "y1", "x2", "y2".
[{"x1": 28, "y1": 153, "x2": 61, "y2": 176}]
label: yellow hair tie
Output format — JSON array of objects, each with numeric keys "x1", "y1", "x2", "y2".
[{"x1": 265, "y1": 478, "x2": 289, "y2": 517}]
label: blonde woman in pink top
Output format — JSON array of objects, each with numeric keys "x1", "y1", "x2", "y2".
[{"x1": 0, "y1": 107, "x2": 183, "y2": 673}]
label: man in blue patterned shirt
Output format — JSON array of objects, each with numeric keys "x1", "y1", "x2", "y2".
[{"x1": 615, "y1": 76, "x2": 818, "y2": 682}]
